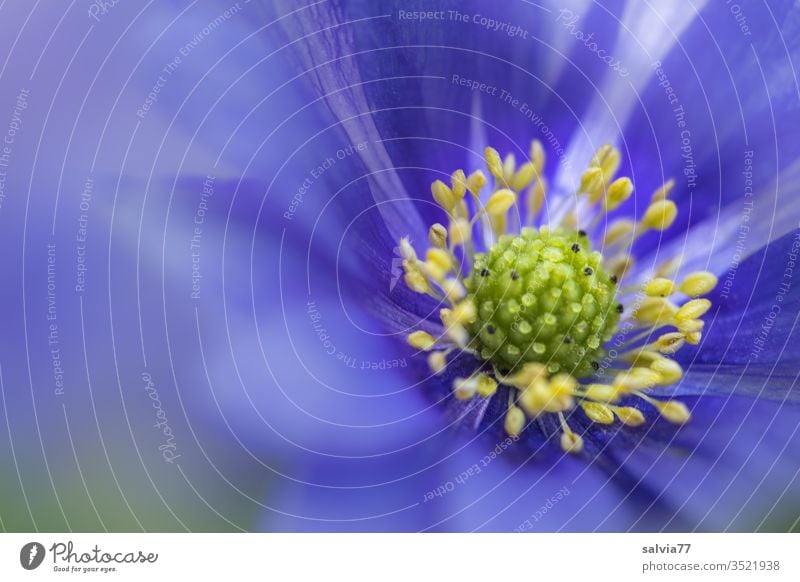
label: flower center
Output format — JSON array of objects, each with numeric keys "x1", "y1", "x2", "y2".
[
  {"x1": 466, "y1": 228, "x2": 620, "y2": 377},
  {"x1": 399, "y1": 141, "x2": 718, "y2": 453}
]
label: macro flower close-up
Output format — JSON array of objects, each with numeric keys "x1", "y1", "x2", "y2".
[{"x1": 1, "y1": 0, "x2": 800, "y2": 543}]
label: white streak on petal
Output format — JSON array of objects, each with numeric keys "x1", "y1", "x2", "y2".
[{"x1": 553, "y1": 0, "x2": 710, "y2": 196}]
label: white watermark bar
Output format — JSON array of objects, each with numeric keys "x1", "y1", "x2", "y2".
[{"x1": 0, "y1": 533, "x2": 797, "y2": 580}]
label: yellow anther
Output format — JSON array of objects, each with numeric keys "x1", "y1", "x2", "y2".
[
  {"x1": 489, "y1": 212, "x2": 508, "y2": 237},
  {"x1": 650, "y1": 358, "x2": 682, "y2": 385},
  {"x1": 485, "y1": 146, "x2": 504, "y2": 179},
  {"x1": 614, "y1": 367, "x2": 660, "y2": 392},
  {"x1": 560, "y1": 430, "x2": 584, "y2": 454},
  {"x1": 446, "y1": 323, "x2": 469, "y2": 347},
  {"x1": 485, "y1": 188, "x2": 517, "y2": 216},
  {"x1": 600, "y1": 149, "x2": 621, "y2": 180},
  {"x1": 399, "y1": 237, "x2": 417, "y2": 261},
  {"x1": 641, "y1": 199, "x2": 678, "y2": 231},
  {"x1": 542, "y1": 378, "x2": 576, "y2": 413},
  {"x1": 505, "y1": 362, "x2": 547, "y2": 389},
  {"x1": 477, "y1": 375, "x2": 498, "y2": 398},
  {"x1": 530, "y1": 139, "x2": 545, "y2": 174},
  {"x1": 431, "y1": 179, "x2": 455, "y2": 212},
  {"x1": 605, "y1": 177, "x2": 634, "y2": 211},
  {"x1": 612, "y1": 406, "x2": 646, "y2": 427},
  {"x1": 505, "y1": 406, "x2": 526, "y2": 437},
  {"x1": 404, "y1": 271, "x2": 430, "y2": 294},
  {"x1": 550, "y1": 373, "x2": 578, "y2": 396},
  {"x1": 579, "y1": 166, "x2": 604, "y2": 199},
  {"x1": 628, "y1": 350, "x2": 663, "y2": 367},
  {"x1": 466, "y1": 170, "x2": 487, "y2": 196},
  {"x1": 604, "y1": 219, "x2": 635, "y2": 245},
  {"x1": 684, "y1": 331, "x2": 702, "y2": 345},
  {"x1": 653, "y1": 332, "x2": 686, "y2": 354},
  {"x1": 428, "y1": 351, "x2": 447, "y2": 374},
  {"x1": 451, "y1": 169, "x2": 467, "y2": 200},
  {"x1": 644, "y1": 277, "x2": 676, "y2": 297},
  {"x1": 526, "y1": 178, "x2": 546, "y2": 218},
  {"x1": 676, "y1": 298, "x2": 711, "y2": 321},
  {"x1": 407, "y1": 330, "x2": 436, "y2": 351},
  {"x1": 581, "y1": 401, "x2": 614, "y2": 424},
  {"x1": 677, "y1": 318, "x2": 704, "y2": 334},
  {"x1": 441, "y1": 278, "x2": 466, "y2": 302},
  {"x1": 502, "y1": 153, "x2": 516, "y2": 184},
  {"x1": 590, "y1": 144, "x2": 613, "y2": 167},
  {"x1": 452, "y1": 299, "x2": 477, "y2": 324},
  {"x1": 518, "y1": 380, "x2": 551, "y2": 416},
  {"x1": 634, "y1": 297, "x2": 677, "y2": 324},
  {"x1": 655, "y1": 399, "x2": 691, "y2": 424},
  {"x1": 511, "y1": 161, "x2": 537, "y2": 191},
  {"x1": 428, "y1": 223, "x2": 448, "y2": 248},
  {"x1": 453, "y1": 376, "x2": 478, "y2": 400},
  {"x1": 426, "y1": 248, "x2": 452, "y2": 273},
  {"x1": 582, "y1": 383, "x2": 620, "y2": 403},
  {"x1": 449, "y1": 218, "x2": 472, "y2": 245},
  {"x1": 650, "y1": 179, "x2": 675, "y2": 202},
  {"x1": 680, "y1": 271, "x2": 718, "y2": 297}
]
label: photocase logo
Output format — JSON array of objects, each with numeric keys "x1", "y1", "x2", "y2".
[{"x1": 20, "y1": 542, "x2": 45, "y2": 570}]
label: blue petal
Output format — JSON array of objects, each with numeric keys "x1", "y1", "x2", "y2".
[
  {"x1": 675, "y1": 228, "x2": 800, "y2": 401},
  {"x1": 584, "y1": 394, "x2": 800, "y2": 531},
  {"x1": 619, "y1": 0, "x2": 800, "y2": 234}
]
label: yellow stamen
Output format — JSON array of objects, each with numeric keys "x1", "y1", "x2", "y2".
[
  {"x1": 654, "y1": 399, "x2": 691, "y2": 424},
  {"x1": 428, "y1": 223, "x2": 447, "y2": 248},
  {"x1": 680, "y1": 271, "x2": 718, "y2": 297},
  {"x1": 613, "y1": 367, "x2": 660, "y2": 392},
  {"x1": 428, "y1": 351, "x2": 447, "y2": 374},
  {"x1": 641, "y1": 199, "x2": 678, "y2": 231},
  {"x1": 502, "y1": 153, "x2": 516, "y2": 185},
  {"x1": 404, "y1": 271, "x2": 430, "y2": 294},
  {"x1": 477, "y1": 375, "x2": 498, "y2": 398},
  {"x1": 526, "y1": 178, "x2": 546, "y2": 222},
  {"x1": 399, "y1": 237, "x2": 417, "y2": 261},
  {"x1": 581, "y1": 401, "x2": 615, "y2": 424},
  {"x1": 652, "y1": 332, "x2": 686, "y2": 354},
  {"x1": 504, "y1": 362, "x2": 547, "y2": 389},
  {"x1": 511, "y1": 161, "x2": 537, "y2": 191},
  {"x1": 407, "y1": 330, "x2": 436, "y2": 351},
  {"x1": 644, "y1": 277, "x2": 676, "y2": 297},
  {"x1": 485, "y1": 147, "x2": 504, "y2": 181},
  {"x1": 431, "y1": 179, "x2": 455, "y2": 213},
  {"x1": 650, "y1": 179, "x2": 675, "y2": 202},
  {"x1": 530, "y1": 139, "x2": 545, "y2": 175},
  {"x1": 612, "y1": 405, "x2": 646, "y2": 426},
  {"x1": 505, "y1": 406, "x2": 526, "y2": 437},
  {"x1": 604, "y1": 219, "x2": 634, "y2": 245},
  {"x1": 582, "y1": 383, "x2": 620, "y2": 403},
  {"x1": 579, "y1": 166, "x2": 604, "y2": 200},
  {"x1": 485, "y1": 188, "x2": 517, "y2": 216},
  {"x1": 441, "y1": 278, "x2": 466, "y2": 302},
  {"x1": 453, "y1": 376, "x2": 479, "y2": 400},
  {"x1": 650, "y1": 358, "x2": 683, "y2": 385},
  {"x1": 604, "y1": 177, "x2": 634, "y2": 211},
  {"x1": 466, "y1": 170, "x2": 487, "y2": 196},
  {"x1": 449, "y1": 218, "x2": 471, "y2": 246},
  {"x1": 451, "y1": 169, "x2": 467, "y2": 200},
  {"x1": 675, "y1": 298, "x2": 711, "y2": 321}
]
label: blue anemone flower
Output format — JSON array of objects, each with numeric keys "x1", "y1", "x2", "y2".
[
  {"x1": 240, "y1": 0, "x2": 800, "y2": 532},
  {"x1": 1, "y1": 0, "x2": 799, "y2": 533}
]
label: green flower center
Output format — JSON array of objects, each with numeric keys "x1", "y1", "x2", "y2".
[{"x1": 465, "y1": 228, "x2": 621, "y2": 377}]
